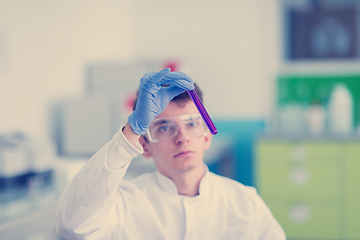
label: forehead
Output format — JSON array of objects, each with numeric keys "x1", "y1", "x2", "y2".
[{"x1": 156, "y1": 100, "x2": 199, "y2": 119}]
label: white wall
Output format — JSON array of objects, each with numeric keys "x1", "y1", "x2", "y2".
[
  {"x1": 0, "y1": 0, "x2": 280, "y2": 141},
  {"x1": 0, "y1": 0, "x2": 136, "y2": 140},
  {"x1": 258, "y1": 0, "x2": 282, "y2": 125},
  {"x1": 130, "y1": 0, "x2": 268, "y2": 119}
]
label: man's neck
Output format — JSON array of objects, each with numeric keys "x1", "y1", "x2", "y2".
[{"x1": 165, "y1": 165, "x2": 206, "y2": 197}]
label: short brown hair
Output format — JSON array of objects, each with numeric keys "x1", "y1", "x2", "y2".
[{"x1": 132, "y1": 82, "x2": 203, "y2": 111}]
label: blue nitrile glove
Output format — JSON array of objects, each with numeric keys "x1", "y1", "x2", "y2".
[{"x1": 128, "y1": 68, "x2": 194, "y2": 135}]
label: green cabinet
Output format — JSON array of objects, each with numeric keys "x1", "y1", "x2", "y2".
[
  {"x1": 258, "y1": 165, "x2": 339, "y2": 200},
  {"x1": 268, "y1": 202, "x2": 340, "y2": 239},
  {"x1": 255, "y1": 138, "x2": 360, "y2": 239},
  {"x1": 345, "y1": 143, "x2": 360, "y2": 239}
]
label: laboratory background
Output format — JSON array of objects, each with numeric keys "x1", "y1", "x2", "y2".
[{"x1": 1, "y1": 0, "x2": 360, "y2": 239}]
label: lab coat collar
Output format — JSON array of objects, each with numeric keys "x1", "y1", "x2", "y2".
[{"x1": 156, "y1": 164, "x2": 211, "y2": 198}]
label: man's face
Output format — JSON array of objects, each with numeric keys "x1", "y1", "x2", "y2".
[{"x1": 140, "y1": 100, "x2": 212, "y2": 177}]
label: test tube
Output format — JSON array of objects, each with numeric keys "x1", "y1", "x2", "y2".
[{"x1": 187, "y1": 90, "x2": 218, "y2": 135}]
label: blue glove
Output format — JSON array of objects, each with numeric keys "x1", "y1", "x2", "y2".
[{"x1": 128, "y1": 68, "x2": 194, "y2": 135}]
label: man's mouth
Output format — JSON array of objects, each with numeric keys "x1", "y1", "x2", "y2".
[{"x1": 174, "y1": 151, "x2": 194, "y2": 158}]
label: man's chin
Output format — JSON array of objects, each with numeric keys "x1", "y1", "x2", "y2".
[{"x1": 174, "y1": 161, "x2": 202, "y2": 174}]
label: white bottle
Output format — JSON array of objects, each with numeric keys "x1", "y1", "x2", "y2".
[
  {"x1": 307, "y1": 103, "x2": 326, "y2": 135},
  {"x1": 328, "y1": 84, "x2": 353, "y2": 134}
]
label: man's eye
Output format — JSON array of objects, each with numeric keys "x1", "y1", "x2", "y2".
[
  {"x1": 187, "y1": 121, "x2": 198, "y2": 127},
  {"x1": 158, "y1": 125, "x2": 169, "y2": 132}
]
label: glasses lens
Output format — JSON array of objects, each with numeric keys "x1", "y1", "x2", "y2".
[
  {"x1": 148, "y1": 114, "x2": 207, "y2": 142},
  {"x1": 149, "y1": 120, "x2": 177, "y2": 141},
  {"x1": 183, "y1": 118, "x2": 206, "y2": 136}
]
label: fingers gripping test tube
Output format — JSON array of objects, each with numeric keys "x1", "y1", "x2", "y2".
[{"x1": 187, "y1": 90, "x2": 218, "y2": 135}]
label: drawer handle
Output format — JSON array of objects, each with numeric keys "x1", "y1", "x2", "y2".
[
  {"x1": 290, "y1": 167, "x2": 310, "y2": 186},
  {"x1": 289, "y1": 204, "x2": 311, "y2": 223},
  {"x1": 291, "y1": 144, "x2": 307, "y2": 162}
]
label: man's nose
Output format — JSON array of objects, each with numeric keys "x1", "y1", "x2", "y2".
[{"x1": 174, "y1": 127, "x2": 190, "y2": 144}]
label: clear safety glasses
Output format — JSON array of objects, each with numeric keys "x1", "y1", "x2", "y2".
[{"x1": 146, "y1": 113, "x2": 208, "y2": 142}]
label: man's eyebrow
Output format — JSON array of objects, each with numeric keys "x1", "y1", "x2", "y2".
[
  {"x1": 153, "y1": 119, "x2": 173, "y2": 127},
  {"x1": 184, "y1": 114, "x2": 201, "y2": 121}
]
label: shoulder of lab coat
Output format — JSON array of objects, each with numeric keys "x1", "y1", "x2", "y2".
[{"x1": 209, "y1": 174, "x2": 286, "y2": 239}]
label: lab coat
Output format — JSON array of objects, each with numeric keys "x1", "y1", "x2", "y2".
[{"x1": 56, "y1": 127, "x2": 286, "y2": 240}]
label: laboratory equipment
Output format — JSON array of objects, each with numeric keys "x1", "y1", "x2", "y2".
[
  {"x1": 328, "y1": 83, "x2": 353, "y2": 134},
  {"x1": 187, "y1": 89, "x2": 218, "y2": 135}
]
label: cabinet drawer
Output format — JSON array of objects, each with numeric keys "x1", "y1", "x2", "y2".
[
  {"x1": 256, "y1": 140, "x2": 339, "y2": 166},
  {"x1": 268, "y1": 203, "x2": 340, "y2": 239},
  {"x1": 303, "y1": 141, "x2": 339, "y2": 164},
  {"x1": 257, "y1": 165, "x2": 339, "y2": 199},
  {"x1": 345, "y1": 143, "x2": 360, "y2": 239},
  {"x1": 256, "y1": 141, "x2": 293, "y2": 165}
]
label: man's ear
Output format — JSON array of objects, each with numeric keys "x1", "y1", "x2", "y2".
[
  {"x1": 204, "y1": 132, "x2": 213, "y2": 150},
  {"x1": 139, "y1": 136, "x2": 152, "y2": 158}
]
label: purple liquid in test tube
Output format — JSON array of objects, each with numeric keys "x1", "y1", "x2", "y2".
[{"x1": 187, "y1": 90, "x2": 218, "y2": 135}]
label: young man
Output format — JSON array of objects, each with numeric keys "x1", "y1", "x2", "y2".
[{"x1": 56, "y1": 68, "x2": 285, "y2": 239}]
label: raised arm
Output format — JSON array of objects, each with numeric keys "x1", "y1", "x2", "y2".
[{"x1": 55, "y1": 68, "x2": 194, "y2": 239}]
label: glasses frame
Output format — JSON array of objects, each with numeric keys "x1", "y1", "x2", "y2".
[{"x1": 146, "y1": 113, "x2": 209, "y2": 142}]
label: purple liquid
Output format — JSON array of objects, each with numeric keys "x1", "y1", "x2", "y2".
[{"x1": 187, "y1": 90, "x2": 218, "y2": 135}]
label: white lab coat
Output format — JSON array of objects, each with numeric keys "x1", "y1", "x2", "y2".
[{"x1": 56, "y1": 127, "x2": 286, "y2": 240}]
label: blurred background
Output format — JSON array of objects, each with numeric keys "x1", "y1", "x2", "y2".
[{"x1": 1, "y1": 0, "x2": 360, "y2": 239}]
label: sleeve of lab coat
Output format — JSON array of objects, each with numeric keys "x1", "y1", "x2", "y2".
[
  {"x1": 255, "y1": 193, "x2": 286, "y2": 240},
  {"x1": 55, "y1": 126, "x2": 143, "y2": 239}
]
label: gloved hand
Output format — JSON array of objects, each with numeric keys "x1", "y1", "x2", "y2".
[{"x1": 128, "y1": 68, "x2": 194, "y2": 135}]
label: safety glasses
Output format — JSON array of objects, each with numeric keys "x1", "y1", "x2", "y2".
[{"x1": 146, "y1": 113, "x2": 208, "y2": 142}]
